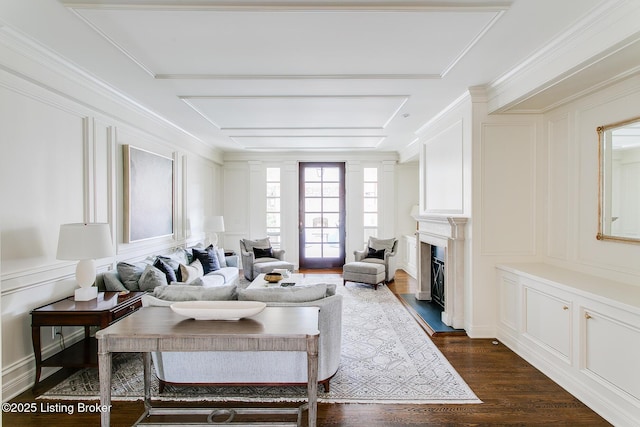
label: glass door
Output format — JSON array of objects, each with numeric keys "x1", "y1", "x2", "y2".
[{"x1": 299, "y1": 163, "x2": 345, "y2": 269}]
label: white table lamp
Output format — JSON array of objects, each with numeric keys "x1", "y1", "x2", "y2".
[
  {"x1": 57, "y1": 223, "x2": 113, "y2": 301},
  {"x1": 205, "y1": 216, "x2": 225, "y2": 246}
]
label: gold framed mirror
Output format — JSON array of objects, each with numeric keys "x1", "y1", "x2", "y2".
[{"x1": 597, "y1": 116, "x2": 640, "y2": 244}]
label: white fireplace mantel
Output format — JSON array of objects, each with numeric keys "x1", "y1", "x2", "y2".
[{"x1": 415, "y1": 216, "x2": 467, "y2": 329}]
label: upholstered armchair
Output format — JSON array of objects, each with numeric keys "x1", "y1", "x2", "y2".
[
  {"x1": 239, "y1": 238, "x2": 294, "y2": 281},
  {"x1": 354, "y1": 237, "x2": 398, "y2": 282}
]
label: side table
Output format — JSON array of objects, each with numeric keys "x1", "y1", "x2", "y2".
[{"x1": 30, "y1": 291, "x2": 144, "y2": 390}]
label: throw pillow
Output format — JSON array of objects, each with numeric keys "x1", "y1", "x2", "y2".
[
  {"x1": 179, "y1": 259, "x2": 204, "y2": 283},
  {"x1": 242, "y1": 237, "x2": 271, "y2": 252},
  {"x1": 153, "y1": 284, "x2": 237, "y2": 301},
  {"x1": 138, "y1": 265, "x2": 168, "y2": 291},
  {"x1": 367, "y1": 247, "x2": 386, "y2": 260},
  {"x1": 154, "y1": 257, "x2": 177, "y2": 283},
  {"x1": 368, "y1": 237, "x2": 396, "y2": 252},
  {"x1": 192, "y1": 245, "x2": 220, "y2": 274},
  {"x1": 216, "y1": 247, "x2": 227, "y2": 268},
  {"x1": 238, "y1": 284, "x2": 328, "y2": 303},
  {"x1": 102, "y1": 271, "x2": 127, "y2": 292},
  {"x1": 253, "y1": 247, "x2": 274, "y2": 258},
  {"x1": 116, "y1": 261, "x2": 146, "y2": 291}
]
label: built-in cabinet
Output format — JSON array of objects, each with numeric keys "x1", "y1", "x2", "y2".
[{"x1": 496, "y1": 263, "x2": 640, "y2": 427}]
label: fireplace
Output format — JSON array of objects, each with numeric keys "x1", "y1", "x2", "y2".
[
  {"x1": 416, "y1": 217, "x2": 467, "y2": 329},
  {"x1": 431, "y1": 245, "x2": 445, "y2": 309}
]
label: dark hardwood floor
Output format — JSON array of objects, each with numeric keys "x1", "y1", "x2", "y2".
[{"x1": 4, "y1": 270, "x2": 610, "y2": 426}]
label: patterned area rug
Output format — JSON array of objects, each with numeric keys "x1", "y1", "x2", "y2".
[{"x1": 40, "y1": 281, "x2": 480, "y2": 404}]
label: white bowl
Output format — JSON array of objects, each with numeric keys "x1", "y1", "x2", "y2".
[{"x1": 170, "y1": 301, "x2": 267, "y2": 321}]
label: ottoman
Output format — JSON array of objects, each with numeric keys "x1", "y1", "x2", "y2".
[{"x1": 342, "y1": 261, "x2": 386, "y2": 290}]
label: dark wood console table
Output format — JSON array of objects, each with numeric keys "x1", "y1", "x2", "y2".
[{"x1": 30, "y1": 291, "x2": 144, "y2": 390}]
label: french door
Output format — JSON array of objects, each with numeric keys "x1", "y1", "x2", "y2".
[{"x1": 299, "y1": 162, "x2": 346, "y2": 269}]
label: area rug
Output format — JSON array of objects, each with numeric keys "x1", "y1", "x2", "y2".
[{"x1": 40, "y1": 281, "x2": 480, "y2": 404}]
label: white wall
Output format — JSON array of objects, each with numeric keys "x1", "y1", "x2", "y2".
[
  {"x1": 544, "y1": 74, "x2": 640, "y2": 283},
  {"x1": 0, "y1": 32, "x2": 223, "y2": 400}
]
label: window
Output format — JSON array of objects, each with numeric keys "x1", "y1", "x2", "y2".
[
  {"x1": 363, "y1": 167, "x2": 378, "y2": 243},
  {"x1": 266, "y1": 167, "x2": 281, "y2": 248}
]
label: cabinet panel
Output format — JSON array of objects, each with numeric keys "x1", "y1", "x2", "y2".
[
  {"x1": 498, "y1": 274, "x2": 519, "y2": 332},
  {"x1": 583, "y1": 308, "x2": 640, "y2": 401},
  {"x1": 524, "y1": 287, "x2": 571, "y2": 360}
]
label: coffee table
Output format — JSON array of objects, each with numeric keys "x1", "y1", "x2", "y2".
[
  {"x1": 96, "y1": 306, "x2": 320, "y2": 427},
  {"x1": 248, "y1": 273, "x2": 319, "y2": 289}
]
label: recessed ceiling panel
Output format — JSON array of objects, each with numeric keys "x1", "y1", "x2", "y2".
[
  {"x1": 230, "y1": 135, "x2": 384, "y2": 150},
  {"x1": 182, "y1": 95, "x2": 408, "y2": 129},
  {"x1": 71, "y1": 8, "x2": 501, "y2": 76}
]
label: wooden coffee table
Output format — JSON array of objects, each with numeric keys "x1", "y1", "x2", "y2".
[
  {"x1": 96, "y1": 306, "x2": 320, "y2": 427},
  {"x1": 30, "y1": 291, "x2": 144, "y2": 390}
]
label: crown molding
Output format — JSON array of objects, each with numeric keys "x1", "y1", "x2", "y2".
[{"x1": 486, "y1": 0, "x2": 640, "y2": 114}]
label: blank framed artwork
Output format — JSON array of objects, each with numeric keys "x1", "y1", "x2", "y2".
[{"x1": 123, "y1": 145, "x2": 174, "y2": 243}]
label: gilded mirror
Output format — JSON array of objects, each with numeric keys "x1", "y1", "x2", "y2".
[{"x1": 597, "y1": 116, "x2": 640, "y2": 244}]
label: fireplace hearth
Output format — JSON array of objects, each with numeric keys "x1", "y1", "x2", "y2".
[{"x1": 415, "y1": 216, "x2": 467, "y2": 329}]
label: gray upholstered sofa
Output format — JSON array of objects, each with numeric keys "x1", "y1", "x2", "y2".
[
  {"x1": 141, "y1": 283, "x2": 342, "y2": 392},
  {"x1": 97, "y1": 246, "x2": 239, "y2": 292}
]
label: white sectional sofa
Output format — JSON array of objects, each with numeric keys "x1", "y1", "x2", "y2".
[{"x1": 141, "y1": 283, "x2": 343, "y2": 393}]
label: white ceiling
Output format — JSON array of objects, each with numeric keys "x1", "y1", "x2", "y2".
[{"x1": 2, "y1": 0, "x2": 637, "y2": 155}]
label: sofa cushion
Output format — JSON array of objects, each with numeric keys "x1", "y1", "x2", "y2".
[
  {"x1": 192, "y1": 245, "x2": 220, "y2": 274},
  {"x1": 238, "y1": 284, "x2": 328, "y2": 303},
  {"x1": 152, "y1": 284, "x2": 237, "y2": 301},
  {"x1": 179, "y1": 259, "x2": 204, "y2": 283},
  {"x1": 205, "y1": 266, "x2": 237, "y2": 284},
  {"x1": 154, "y1": 257, "x2": 177, "y2": 283},
  {"x1": 216, "y1": 247, "x2": 227, "y2": 268},
  {"x1": 139, "y1": 265, "x2": 168, "y2": 291}
]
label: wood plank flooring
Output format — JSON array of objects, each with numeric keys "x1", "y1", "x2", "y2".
[{"x1": 3, "y1": 270, "x2": 610, "y2": 426}]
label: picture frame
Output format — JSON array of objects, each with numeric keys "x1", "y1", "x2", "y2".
[{"x1": 123, "y1": 145, "x2": 174, "y2": 243}]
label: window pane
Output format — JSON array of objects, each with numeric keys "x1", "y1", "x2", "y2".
[
  {"x1": 305, "y1": 243, "x2": 322, "y2": 257},
  {"x1": 323, "y1": 167, "x2": 340, "y2": 182},
  {"x1": 305, "y1": 198, "x2": 322, "y2": 212},
  {"x1": 267, "y1": 213, "x2": 280, "y2": 227},
  {"x1": 323, "y1": 182, "x2": 339, "y2": 197},
  {"x1": 305, "y1": 229, "x2": 323, "y2": 243},
  {"x1": 364, "y1": 213, "x2": 378, "y2": 227},
  {"x1": 324, "y1": 213, "x2": 340, "y2": 227},
  {"x1": 323, "y1": 197, "x2": 339, "y2": 212},
  {"x1": 267, "y1": 183, "x2": 280, "y2": 197},
  {"x1": 363, "y1": 167, "x2": 377, "y2": 181},
  {"x1": 325, "y1": 227, "x2": 339, "y2": 243},
  {"x1": 363, "y1": 198, "x2": 377, "y2": 212},
  {"x1": 266, "y1": 198, "x2": 280, "y2": 212},
  {"x1": 305, "y1": 183, "x2": 322, "y2": 197},
  {"x1": 305, "y1": 168, "x2": 322, "y2": 182},
  {"x1": 323, "y1": 243, "x2": 340, "y2": 258},
  {"x1": 364, "y1": 183, "x2": 377, "y2": 197},
  {"x1": 266, "y1": 168, "x2": 280, "y2": 181}
]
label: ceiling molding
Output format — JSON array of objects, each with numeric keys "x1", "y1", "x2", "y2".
[
  {"x1": 63, "y1": 1, "x2": 512, "y2": 13},
  {"x1": 158, "y1": 73, "x2": 441, "y2": 80}
]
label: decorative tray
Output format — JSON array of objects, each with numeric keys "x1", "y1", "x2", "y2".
[{"x1": 170, "y1": 301, "x2": 266, "y2": 320}]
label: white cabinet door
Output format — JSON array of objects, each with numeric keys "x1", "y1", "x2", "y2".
[
  {"x1": 583, "y1": 307, "x2": 640, "y2": 401},
  {"x1": 524, "y1": 286, "x2": 571, "y2": 361}
]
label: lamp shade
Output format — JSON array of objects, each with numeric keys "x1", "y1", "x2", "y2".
[
  {"x1": 57, "y1": 223, "x2": 113, "y2": 260},
  {"x1": 205, "y1": 216, "x2": 225, "y2": 233}
]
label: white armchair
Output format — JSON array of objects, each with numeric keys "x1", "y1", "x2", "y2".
[
  {"x1": 239, "y1": 238, "x2": 294, "y2": 281},
  {"x1": 354, "y1": 237, "x2": 398, "y2": 283}
]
